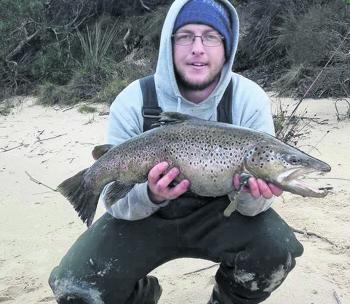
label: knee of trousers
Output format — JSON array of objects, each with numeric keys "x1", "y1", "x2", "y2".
[
  {"x1": 49, "y1": 266, "x2": 161, "y2": 304},
  {"x1": 216, "y1": 233, "x2": 304, "y2": 301},
  {"x1": 48, "y1": 266, "x2": 105, "y2": 304}
]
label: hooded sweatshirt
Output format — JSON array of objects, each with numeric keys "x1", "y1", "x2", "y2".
[{"x1": 100, "y1": 0, "x2": 275, "y2": 220}]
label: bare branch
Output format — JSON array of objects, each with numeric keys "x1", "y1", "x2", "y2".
[
  {"x1": 292, "y1": 227, "x2": 336, "y2": 246},
  {"x1": 0, "y1": 143, "x2": 24, "y2": 152},
  {"x1": 183, "y1": 264, "x2": 219, "y2": 276},
  {"x1": 333, "y1": 291, "x2": 343, "y2": 304},
  {"x1": 335, "y1": 98, "x2": 350, "y2": 121},
  {"x1": 6, "y1": 29, "x2": 40, "y2": 62},
  {"x1": 139, "y1": 0, "x2": 151, "y2": 12},
  {"x1": 34, "y1": 133, "x2": 67, "y2": 143},
  {"x1": 123, "y1": 28, "x2": 131, "y2": 52},
  {"x1": 25, "y1": 171, "x2": 57, "y2": 192}
]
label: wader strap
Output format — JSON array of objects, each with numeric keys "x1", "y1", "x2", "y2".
[
  {"x1": 217, "y1": 79, "x2": 233, "y2": 125},
  {"x1": 140, "y1": 75, "x2": 234, "y2": 132},
  {"x1": 140, "y1": 75, "x2": 163, "y2": 132}
]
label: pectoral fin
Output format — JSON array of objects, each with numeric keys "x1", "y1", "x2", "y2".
[
  {"x1": 223, "y1": 172, "x2": 253, "y2": 217},
  {"x1": 223, "y1": 195, "x2": 238, "y2": 217}
]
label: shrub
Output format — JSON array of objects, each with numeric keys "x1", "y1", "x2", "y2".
[{"x1": 238, "y1": 0, "x2": 350, "y2": 98}]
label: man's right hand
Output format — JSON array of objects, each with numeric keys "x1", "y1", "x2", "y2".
[{"x1": 147, "y1": 162, "x2": 190, "y2": 204}]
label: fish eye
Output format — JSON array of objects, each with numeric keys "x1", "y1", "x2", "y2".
[{"x1": 287, "y1": 155, "x2": 300, "y2": 164}]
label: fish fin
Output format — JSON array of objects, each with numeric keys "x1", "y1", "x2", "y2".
[
  {"x1": 223, "y1": 173, "x2": 252, "y2": 217},
  {"x1": 152, "y1": 112, "x2": 198, "y2": 127},
  {"x1": 57, "y1": 169, "x2": 98, "y2": 227},
  {"x1": 223, "y1": 196, "x2": 238, "y2": 217},
  {"x1": 104, "y1": 182, "x2": 134, "y2": 208},
  {"x1": 92, "y1": 144, "x2": 114, "y2": 160}
]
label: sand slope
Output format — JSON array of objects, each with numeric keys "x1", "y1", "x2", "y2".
[{"x1": 0, "y1": 96, "x2": 349, "y2": 303}]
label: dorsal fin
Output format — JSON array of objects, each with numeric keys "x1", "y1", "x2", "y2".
[
  {"x1": 92, "y1": 144, "x2": 114, "y2": 160},
  {"x1": 152, "y1": 112, "x2": 199, "y2": 127}
]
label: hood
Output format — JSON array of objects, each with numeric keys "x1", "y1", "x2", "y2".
[{"x1": 154, "y1": 0, "x2": 239, "y2": 116}]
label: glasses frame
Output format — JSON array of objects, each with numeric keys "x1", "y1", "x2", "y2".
[{"x1": 172, "y1": 32, "x2": 224, "y2": 47}]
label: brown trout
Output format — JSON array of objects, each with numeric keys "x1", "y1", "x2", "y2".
[{"x1": 58, "y1": 112, "x2": 331, "y2": 226}]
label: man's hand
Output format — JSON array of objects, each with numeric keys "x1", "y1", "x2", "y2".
[
  {"x1": 233, "y1": 174, "x2": 282, "y2": 199},
  {"x1": 148, "y1": 162, "x2": 190, "y2": 204}
]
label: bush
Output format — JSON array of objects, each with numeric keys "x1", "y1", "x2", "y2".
[
  {"x1": 238, "y1": 0, "x2": 350, "y2": 98},
  {"x1": 3, "y1": 0, "x2": 350, "y2": 102},
  {"x1": 38, "y1": 82, "x2": 76, "y2": 105}
]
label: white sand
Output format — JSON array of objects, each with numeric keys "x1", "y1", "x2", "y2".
[{"x1": 0, "y1": 96, "x2": 349, "y2": 303}]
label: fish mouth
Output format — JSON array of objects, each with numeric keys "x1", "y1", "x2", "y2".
[{"x1": 276, "y1": 167, "x2": 330, "y2": 198}]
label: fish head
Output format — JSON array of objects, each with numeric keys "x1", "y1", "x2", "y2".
[{"x1": 244, "y1": 141, "x2": 331, "y2": 198}]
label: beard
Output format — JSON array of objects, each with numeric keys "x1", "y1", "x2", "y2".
[{"x1": 174, "y1": 67, "x2": 221, "y2": 91}]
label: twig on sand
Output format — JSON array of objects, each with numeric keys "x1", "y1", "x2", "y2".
[
  {"x1": 307, "y1": 130, "x2": 331, "y2": 154},
  {"x1": 99, "y1": 111, "x2": 109, "y2": 116},
  {"x1": 0, "y1": 142, "x2": 24, "y2": 152},
  {"x1": 333, "y1": 291, "x2": 343, "y2": 304},
  {"x1": 62, "y1": 106, "x2": 75, "y2": 112},
  {"x1": 334, "y1": 98, "x2": 350, "y2": 121},
  {"x1": 183, "y1": 264, "x2": 219, "y2": 276},
  {"x1": 292, "y1": 227, "x2": 336, "y2": 246},
  {"x1": 305, "y1": 177, "x2": 350, "y2": 182},
  {"x1": 34, "y1": 133, "x2": 67, "y2": 143},
  {"x1": 35, "y1": 130, "x2": 45, "y2": 142},
  {"x1": 25, "y1": 171, "x2": 57, "y2": 192}
]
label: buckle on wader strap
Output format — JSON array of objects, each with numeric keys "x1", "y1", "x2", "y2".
[{"x1": 142, "y1": 106, "x2": 163, "y2": 119}]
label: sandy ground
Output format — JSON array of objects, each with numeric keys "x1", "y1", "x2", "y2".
[{"x1": 0, "y1": 95, "x2": 349, "y2": 304}]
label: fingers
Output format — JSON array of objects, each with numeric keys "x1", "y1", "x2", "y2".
[
  {"x1": 167, "y1": 179, "x2": 191, "y2": 199},
  {"x1": 148, "y1": 161, "x2": 169, "y2": 185},
  {"x1": 267, "y1": 182, "x2": 283, "y2": 197},
  {"x1": 148, "y1": 162, "x2": 190, "y2": 203},
  {"x1": 248, "y1": 177, "x2": 262, "y2": 198},
  {"x1": 233, "y1": 174, "x2": 240, "y2": 190},
  {"x1": 234, "y1": 174, "x2": 283, "y2": 199},
  {"x1": 256, "y1": 179, "x2": 272, "y2": 199}
]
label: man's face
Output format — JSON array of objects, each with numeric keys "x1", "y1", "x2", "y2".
[{"x1": 173, "y1": 24, "x2": 226, "y2": 91}]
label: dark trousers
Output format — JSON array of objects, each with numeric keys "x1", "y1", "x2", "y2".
[{"x1": 49, "y1": 196, "x2": 303, "y2": 304}]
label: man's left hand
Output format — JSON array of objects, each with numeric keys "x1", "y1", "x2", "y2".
[{"x1": 233, "y1": 174, "x2": 283, "y2": 199}]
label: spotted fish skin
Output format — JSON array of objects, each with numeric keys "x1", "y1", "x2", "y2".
[{"x1": 57, "y1": 112, "x2": 331, "y2": 226}]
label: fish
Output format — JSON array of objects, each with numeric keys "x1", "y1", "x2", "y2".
[{"x1": 57, "y1": 112, "x2": 331, "y2": 226}]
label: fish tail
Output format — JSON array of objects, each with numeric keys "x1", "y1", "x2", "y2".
[{"x1": 57, "y1": 169, "x2": 98, "y2": 227}]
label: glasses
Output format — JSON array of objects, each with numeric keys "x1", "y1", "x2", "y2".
[{"x1": 172, "y1": 32, "x2": 224, "y2": 47}]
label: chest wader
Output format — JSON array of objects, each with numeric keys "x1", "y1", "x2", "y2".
[{"x1": 48, "y1": 76, "x2": 303, "y2": 304}]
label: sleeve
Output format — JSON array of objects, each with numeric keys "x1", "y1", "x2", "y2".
[
  {"x1": 101, "y1": 182, "x2": 169, "y2": 221},
  {"x1": 99, "y1": 80, "x2": 169, "y2": 220},
  {"x1": 231, "y1": 76, "x2": 276, "y2": 216}
]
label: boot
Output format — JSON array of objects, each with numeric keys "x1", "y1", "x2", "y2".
[
  {"x1": 125, "y1": 276, "x2": 162, "y2": 304},
  {"x1": 208, "y1": 284, "x2": 233, "y2": 304}
]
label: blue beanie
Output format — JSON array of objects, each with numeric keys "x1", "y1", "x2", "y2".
[{"x1": 173, "y1": 0, "x2": 232, "y2": 59}]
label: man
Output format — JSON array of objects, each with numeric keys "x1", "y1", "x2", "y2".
[{"x1": 49, "y1": 0, "x2": 303, "y2": 303}]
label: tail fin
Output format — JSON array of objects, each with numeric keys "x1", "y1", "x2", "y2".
[{"x1": 57, "y1": 169, "x2": 99, "y2": 227}]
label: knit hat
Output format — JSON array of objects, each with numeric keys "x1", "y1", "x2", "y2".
[{"x1": 173, "y1": 0, "x2": 232, "y2": 58}]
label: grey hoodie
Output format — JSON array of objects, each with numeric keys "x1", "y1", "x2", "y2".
[{"x1": 100, "y1": 0, "x2": 275, "y2": 220}]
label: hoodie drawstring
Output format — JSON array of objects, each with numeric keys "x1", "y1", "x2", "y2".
[{"x1": 176, "y1": 97, "x2": 182, "y2": 112}]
